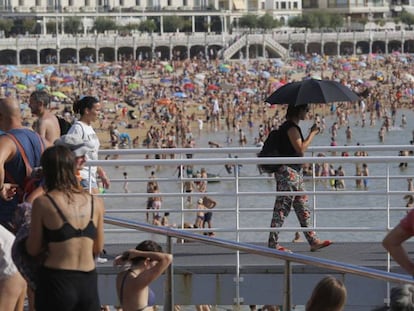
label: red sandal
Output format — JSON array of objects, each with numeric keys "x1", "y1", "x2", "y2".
[
  {"x1": 310, "y1": 240, "x2": 332, "y2": 252},
  {"x1": 276, "y1": 245, "x2": 292, "y2": 253}
]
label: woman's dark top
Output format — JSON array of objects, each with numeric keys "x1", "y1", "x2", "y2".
[
  {"x1": 278, "y1": 120, "x2": 304, "y2": 171},
  {"x1": 277, "y1": 120, "x2": 303, "y2": 156},
  {"x1": 43, "y1": 194, "x2": 97, "y2": 243}
]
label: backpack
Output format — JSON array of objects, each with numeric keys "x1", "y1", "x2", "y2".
[
  {"x1": 56, "y1": 115, "x2": 72, "y2": 136},
  {"x1": 5, "y1": 132, "x2": 45, "y2": 203},
  {"x1": 257, "y1": 128, "x2": 282, "y2": 173}
]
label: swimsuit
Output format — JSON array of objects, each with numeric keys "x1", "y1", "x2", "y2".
[
  {"x1": 35, "y1": 194, "x2": 100, "y2": 310},
  {"x1": 43, "y1": 194, "x2": 97, "y2": 243},
  {"x1": 119, "y1": 269, "x2": 156, "y2": 310}
]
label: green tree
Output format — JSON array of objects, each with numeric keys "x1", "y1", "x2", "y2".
[
  {"x1": 258, "y1": 13, "x2": 280, "y2": 30},
  {"x1": 46, "y1": 20, "x2": 62, "y2": 34},
  {"x1": 93, "y1": 17, "x2": 117, "y2": 33},
  {"x1": 329, "y1": 13, "x2": 344, "y2": 29},
  {"x1": 0, "y1": 19, "x2": 14, "y2": 36},
  {"x1": 400, "y1": 9, "x2": 414, "y2": 26},
  {"x1": 138, "y1": 19, "x2": 157, "y2": 33},
  {"x1": 21, "y1": 18, "x2": 37, "y2": 34},
  {"x1": 64, "y1": 16, "x2": 82, "y2": 34},
  {"x1": 163, "y1": 16, "x2": 184, "y2": 32},
  {"x1": 119, "y1": 23, "x2": 139, "y2": 34},
  {"x1": 239, "y1": 14, "x2": 258, "y2": 29}
]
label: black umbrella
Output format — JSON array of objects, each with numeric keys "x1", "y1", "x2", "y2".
[{"x1": 265, "y1": 78, "x2": 360, "y2": 106}]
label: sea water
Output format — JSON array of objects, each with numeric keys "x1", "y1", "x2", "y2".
[{"x1": 102, "y1": 108, "x2": 414, "y2": 245}]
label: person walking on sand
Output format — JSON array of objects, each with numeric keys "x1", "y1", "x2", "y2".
[{"x1": 268, "y1": 104, "x2": 332, "y2": 253}]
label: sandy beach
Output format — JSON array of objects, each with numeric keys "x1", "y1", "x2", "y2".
[{"x1": 3, "y1": 53, "x2": 413, "y2": 151}]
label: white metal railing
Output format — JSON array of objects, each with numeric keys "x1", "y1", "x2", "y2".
[
  {"x1": 105, "y1": 215, "x2": 414, "y2": 310},
  {"x1": 90, "y1": 145, "x2": 414, "y2": 276}
]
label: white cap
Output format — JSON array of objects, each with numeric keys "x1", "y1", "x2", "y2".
[{"x1": 54, "y1": 134, "x2": 94, "y2": 157}]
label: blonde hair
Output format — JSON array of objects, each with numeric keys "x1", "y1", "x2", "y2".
[{"x1": 306, "y1": 276, "x2": 347, "y2": 311}]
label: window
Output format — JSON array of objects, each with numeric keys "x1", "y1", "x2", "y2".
[
  {"x1": 18, "y1": 0, "x2": 24, "y2": 5},
  {"x1": 275, "y1": 1, "x2": 278, "y2": 8},
  {"x1": 35, "y1": 0, "x2": 41, "y2": 5},
  {"x1": 135, "y1": 0, "x2": 140, "y2": 5},
  {"x1": 302, "y1": 0, "x2": 318, "y2": 7},
  {"x1": 328, "y1": 0, "x2": 348, "y2": 8},
  {"x1": 293, "y1": 1, "x2": 298, "y2": 8},
  {"x1": 280, "y1": 1, "x2": 286, "y2": 8},
  {"x1": 84, "y1": 0, "x2": 89, "y2": 6},
  {"x1": 167, "y1": 0, "x2": 171, "y2": 5},
  {"x1": 183, "y1": 0, "x2": 187, "y2": 5},
  {"x1": 120, "y1": 0, "x2": 124, "y2": 5}
]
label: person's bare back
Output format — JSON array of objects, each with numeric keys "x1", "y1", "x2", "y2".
[
  {"x1": 29, "y1": 91, "x2": 61, "y2": 146},
  {"x1": 32, "y1": 112, "x2": 61, "y2": 146}
]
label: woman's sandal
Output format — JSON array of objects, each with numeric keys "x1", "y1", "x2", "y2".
[
  {"x1": 276, "y1": 245, "x2": 292, "y2": 253},
  {"x1": 310, "y1": 240, "x2": 332, "y2": 252}
]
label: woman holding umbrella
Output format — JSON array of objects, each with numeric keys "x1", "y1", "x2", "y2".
[{"x1": 268, "y1": 104, "x2": 332, "y2": 252}]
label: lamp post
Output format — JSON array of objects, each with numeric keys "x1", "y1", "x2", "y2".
[{"x1": 55, "y1": 0, "x2": 60, "y2": 64}]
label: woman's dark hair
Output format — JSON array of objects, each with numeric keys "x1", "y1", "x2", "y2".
[
  {"x1": 73, "y1": 96, "x2": 99, "y2": 115},
  {"x1": 130, "y1": 240, "x2": 163, "y2": 265},
  {"x1": 286, "y1": 104, "x2": 308, "y2": 119},
  {"x1": 41, "y1": 145, "x2": 81, "y2": 193}
]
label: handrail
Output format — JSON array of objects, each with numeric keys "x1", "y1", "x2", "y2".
[
  {"x1": 105, "y1": 215, "x2": 414, "y2": 310},
  {"x1": 92, "y1": 145, "x2": 414, "y2": 308}
]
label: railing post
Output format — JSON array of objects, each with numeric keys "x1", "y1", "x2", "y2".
[
  {"x1": 165, "y1": 235, "x2": 174, "y2": 310},
  {"x1": 234, "y1": 160, "x2": 242, "y2": 308},
  {"x1": 283, "y1": 260, "x2": 292, "y2": 311}
]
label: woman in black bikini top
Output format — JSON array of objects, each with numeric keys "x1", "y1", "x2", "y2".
[{"x1": 114, "y1": 240, "x2": 172, "y2": 311}]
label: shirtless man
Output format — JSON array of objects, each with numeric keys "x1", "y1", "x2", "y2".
[{"x1": 29, "y1": 90, "x2": 61, "y2": 146}]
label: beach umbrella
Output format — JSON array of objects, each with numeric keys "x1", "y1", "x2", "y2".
[
  {"x1": 265, "y1": 78, "x2": 360, "y2": 106},
  {"x1": 220, "y1": 83, "x2": 235, "y2": 91},
  {"x1": 207, "y1": 84, "x2": 219, "y2": 91},
  {"x1": 164, "y1": 64, "x2": 174, "y2": 73},
  {"x1": 1, "y1": 82, "x2": 14, "y2": 88},
  {"x1": 128, "y1": 82, "x2": 140, "y2": 90},
  {"x1": 15, "y1": 84, "x2": 27, "y2": 90},
  {"x1": 156, "y1": 98, "x2": 171, "y2": 105},
  {"x1": 59, "y1": 86, "x2": 72, "y2": 93},
  {"x1": 183, "y1": 83, "x2": 195, "y2": 90},
  {"x1": 51, "y1": 91, "x2": 68, "y2": 99},
  {"x1": 241, "y1": 88, "x2": 255, "y2": 95},
  {"x1": 195, "y1": 73, "x2": 205, "y2": 81},
  {"x1": 132, "y1": 90, "x2": 144, "y2": 96},
  {"x1": 36, "y1": 83, "x2": 46, "y2": 90},
  {"x1": 218, "y1": 64, "x2": 231, "y2": 73},
  {"x1": 173, "y1": 92, "x2": 187, "y2": 98},
  {"x1": 273, "y1": 59, "x2": 284, "y2": 68},
  {"x1": 404, "y1": 73, "x2": 414, "y2": 82},
  {"x1": 50, "y1": 76, "x2": 63, "y2": 83},
  {"x1": 92, "y1": 71, "x2": 103, "y2": 78},
  {"x1": 261, "y1": 71, "x2": 271, "y2": 79},
  {"x1": 160, "y1": 78, "x2": 172, "y2": 84},
  {"x1": 63, "y1": 76, "x2": 75, "y2": 84},
  {"x1": 182, "y1": 77, "x2": 192, "y2": 84}
]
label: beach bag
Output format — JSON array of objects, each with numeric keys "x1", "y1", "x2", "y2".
[
  {"x1": 257, "y1": 129, "x2": 282, "y2": 173},
  {"x1": 56, "y1": 115, "x2": 72, "y2": 136}
]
